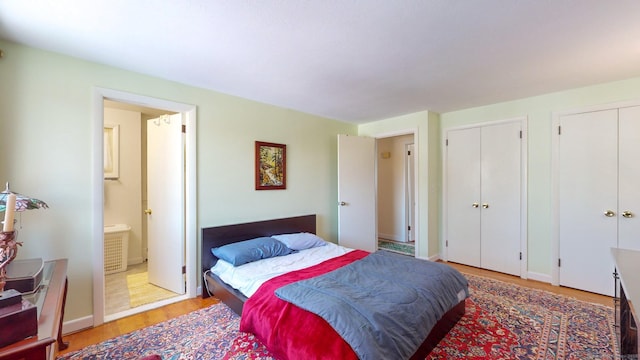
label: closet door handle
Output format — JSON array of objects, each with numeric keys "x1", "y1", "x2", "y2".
[
  {"x1": 622, "y1": 211, "x2": 633, "y2": 218},
  {"x1": 604, "y1": 210, "x2": 616, "y2": 217},
  {"x1": 482, "y1": 203, "x2": 489, "y2": 209},
  {"x1": 472, "y1": 203, "x2": 479, "y2": 208}
]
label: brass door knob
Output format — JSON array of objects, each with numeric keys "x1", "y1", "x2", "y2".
[
  {"x1": 604, "y1": 210, "x2": 615, "y2": 217},
  {"x1": 622, "y1": 211, "x2": 633, "y2": 218},
  {"x1": 472, "y1": 203, "x2": 479, "y2": 208},
  {"x1": 482, "y1": 203, "x2": 489, "y2": 209},
  {"x1": 144, "y1": 209, "x2": 152, "y2": 215}
]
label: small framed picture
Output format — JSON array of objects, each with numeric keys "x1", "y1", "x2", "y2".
[
  {"x1": 255, "y1": 141, "x2": 286, "y2": 190},
  {"x1": 104, "y1": 124, "x2": 120, "y2": 179}
]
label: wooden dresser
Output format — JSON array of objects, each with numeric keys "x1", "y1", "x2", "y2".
[
  {"x1": 0, "y1": 259, "x2": 68, "y2": 360},
  {"x1": 612, "y1": 248, "x2": 639, "y2": 357}
]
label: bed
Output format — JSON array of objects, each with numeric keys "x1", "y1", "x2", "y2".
[{"x1": 201, "y1": 214, "x2": 467, "y2": 359}]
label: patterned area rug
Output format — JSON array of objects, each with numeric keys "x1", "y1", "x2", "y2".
[
  {"x1": 58, "y1": 273, "x2": 619, "y2": 360},
  {"x1": 57, "y1": 302, "x2": 257, "y2": 360},
  {"x1": 127, "y1": 272, "x2": 179, "y2": 307},
  {"x1": 428, "y1": 274, "x2": 618, "y2": 359}
]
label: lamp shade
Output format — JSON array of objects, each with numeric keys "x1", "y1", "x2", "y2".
[{"x1": 0, "y1": 183, "x2": 48, "y2": 212}]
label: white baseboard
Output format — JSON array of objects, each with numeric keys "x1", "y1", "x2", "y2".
[
  {"x1": 409, "y1": 253, "x2": 438, "y2": 261},
  {"x1": 378, "y1": 233, "x2": 405, "y2": 242},
  {"x1": 62, "y1": 315, "x2": 94, "y2": 335},
  {"x1": 127, "y1": 257, "x2": 144, "y2": 266},
  {"x1": 526, "y1": 271, "x2": 552, "y2": 284},
  {"x1": 435, "y1": 255, "x2": 554, "y2": 286}
]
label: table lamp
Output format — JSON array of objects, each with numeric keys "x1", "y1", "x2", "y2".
[{"x1": 0, "y1": 182, "x2": 48, "y2": 293}]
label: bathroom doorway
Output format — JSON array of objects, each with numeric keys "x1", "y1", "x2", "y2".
[
  {"x1": 92, "y1": 88, "x2": 197, "y2": 326},
  {"x1": 103, "y1": 102, "x2": 184, "y2": 319}
]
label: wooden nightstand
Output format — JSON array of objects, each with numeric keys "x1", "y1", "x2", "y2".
[
  {"x1": 0, "y1": 259, "x2": 68, "y2": 360},
  {"x1": 612, "y1": 249, "x2": 639, "y2": 357}
]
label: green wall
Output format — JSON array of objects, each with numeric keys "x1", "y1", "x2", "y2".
[
  {"x1": 440, "y1": 76, "x2": 640, "y2": 278},
  {"x1": 0, "y1": 40, "x2": 356, "y2": 322},
  {"x1": 5, "y1": 35, "x2": 640, "y2": 326}
]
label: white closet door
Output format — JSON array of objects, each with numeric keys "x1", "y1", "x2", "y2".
[
  {"x1": 558, "y1": 109, "x2": 618, "y2": 296},
  {"x1": 480, "y1": 122, "x2": 521, "y2": 276},
  {"x1": 618, "y1": 106, "x2": 640, "y2": 251},
  {"x1": 446, "y1": 127, "x2": 481, "y2": 267}
]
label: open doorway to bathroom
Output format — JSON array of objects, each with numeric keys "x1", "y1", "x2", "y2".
[
  {"x1": 103, "y1": 101, "x2": 183, "y2": 319},
  {"x1": 92, "y1": 88, "x2": 197, "y2": 327}
]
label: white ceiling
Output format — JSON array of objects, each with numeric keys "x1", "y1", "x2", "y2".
[{"x1": 1, "y1": 1, "x2": 640, "y2": 123}]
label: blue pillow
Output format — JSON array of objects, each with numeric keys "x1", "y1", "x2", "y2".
[
  {"x1": 211, "y1": 237, "x2": 294, "y2": 266},
  {"x1": 271, "y1": 232, "x2": 327, "y2": 251}
]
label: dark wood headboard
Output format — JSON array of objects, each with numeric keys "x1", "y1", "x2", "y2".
[{"x1": 201, "y1": 214, "x2": 316, "y2": 274}]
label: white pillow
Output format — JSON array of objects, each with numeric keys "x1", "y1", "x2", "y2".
[{"x1": 271, "y1": 232, "x2": 327, "y2": 251}]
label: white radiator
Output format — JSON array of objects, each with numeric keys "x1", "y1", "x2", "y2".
[{"x1": 104, "y1": 225, "x2": 130, "y2": 274}]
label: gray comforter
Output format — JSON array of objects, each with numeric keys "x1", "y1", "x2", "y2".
[{"x1": 274, "y1": 250, "x2": 468, "y2": 360}]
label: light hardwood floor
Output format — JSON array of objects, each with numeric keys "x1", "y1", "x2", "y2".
[
  {"x1": 56, "y1": 261, "x2": 613, "y2": 356},
  {"x1": 57, "y1": 296, "x2": 220, "y2": 356},
  {"x1": 446, "y1": 262, "x2": 613, "y2": 307}
]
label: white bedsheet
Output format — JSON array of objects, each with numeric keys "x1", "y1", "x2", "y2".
[{"x1": 211, "y1": 241, "x2": 354, "y2": 298}]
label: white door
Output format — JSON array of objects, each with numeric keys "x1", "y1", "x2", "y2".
[
  {"x1": 406, "y1": 143, "x2": 415, "y2": 242},
  {"x1": 146, "y1": 114, "x2": 185, "y2": 294},
  {"x1": 480, "y1": 123, "x2": 521, "y2": 276},
  {"x1": 618, "y1": 106, "x2": 640, "y2": 251},
  {"x1": 558, "y1": 109, "x2": 618, "y2": 295},
  {"x1": 337, "y1": 134, "x2": 376, "y2": 252},
  {"x1": 446, "y1": 122, "x2": 522, "y2": 274},
  {"x1": 446, "y1": 127, "x2": 481, "y2": 267}
]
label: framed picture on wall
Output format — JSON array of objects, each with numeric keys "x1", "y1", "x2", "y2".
[
  {"x1": 255, "y1": 141, "x2": 286, "y2": 190},
  {"x1": 104, "y1": 124, "x2": 120, "y2": 179}
]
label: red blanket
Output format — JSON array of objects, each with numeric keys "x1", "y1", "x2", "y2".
[{"x1": 240, "y1": 250, "x2": 369, "y2": 360}]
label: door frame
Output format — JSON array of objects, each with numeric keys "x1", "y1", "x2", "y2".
[
  {"x1": 442, "y1": 117, "x2": 528, "y2": 278},
  {"x1": 92, "y1": 87, "x2": 197, "y2": 326},
  {"x1": 405, "y1": 143, "x2": 415, "y2": 242},
  {"x1": 551, "y1": 98, "x2": 640, "y2": 287}
]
